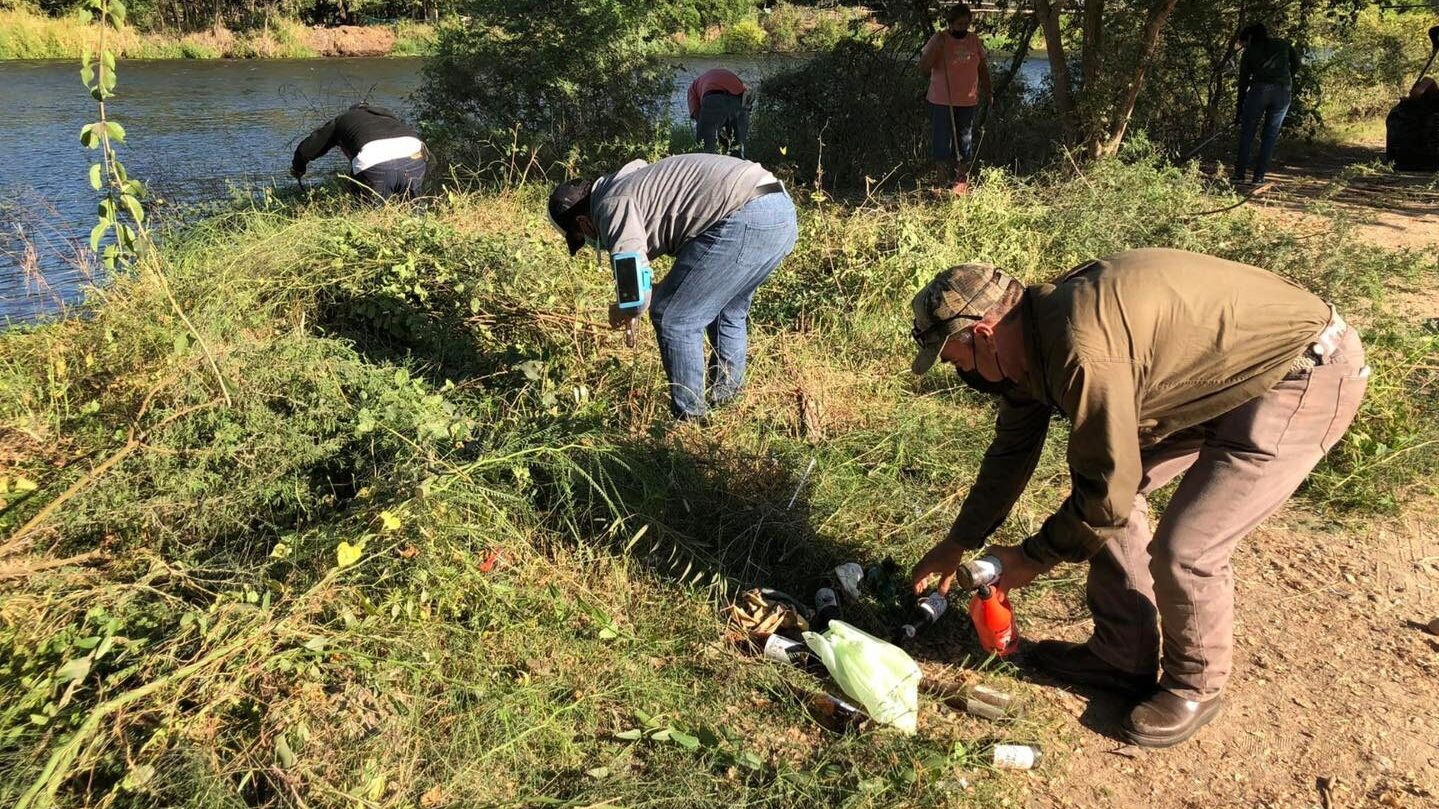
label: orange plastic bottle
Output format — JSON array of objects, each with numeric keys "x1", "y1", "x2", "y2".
[{"x1": 968, "y1": 584, "x2": 1019, "y2": 657}]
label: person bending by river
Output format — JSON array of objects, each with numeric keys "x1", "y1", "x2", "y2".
[
  {"x1": 547, "y1": 154, "x2": 796, "y2": 422},
  {"x1": 687, "y1": 68, "x2": 751, "y2": 157},
  {"x1": 919, "y1": 3, "x2": 992, "y2": 195},
  {"x1": 291, "y1": 103, "x2": 427, "y2": 201},
  {"x1": 1232, "y1": 23, "x2": 1301, "y2": 186},
  {"x1": 908, "y1": 249, "x2": 1367, "y2": 747}
]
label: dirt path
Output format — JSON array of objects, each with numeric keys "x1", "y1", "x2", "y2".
[
  {"x1": 1018, "y1": 142, "x2": 1439, "y2": 807},
  {"x1": 1247, "y1": 137, "x2": 1439, "y2": 253},
  {"x1": 1024, "y1": 507, "x2": 1439, "y2": 808}
]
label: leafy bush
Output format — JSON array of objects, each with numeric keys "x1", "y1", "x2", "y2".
[
  {"x1": 416, "y1": 0, "x2": 674, "y2": 177},
  {"x1": 721, "y1": 18, "x2": 768, "y2": 53},
  {"x1": 1314, "y1": 8, "x2": 1435, "y2": 122},
  {"x1": 749, "y1": 40, "x2": 929, "y2": 190}
]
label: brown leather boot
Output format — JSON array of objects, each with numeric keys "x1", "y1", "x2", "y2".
[
  {"x1": 1027, "y1": 639, "x2": 1157, "y2": 695},
  {"x1": 1123, "y1": 690, "x2": 1224, "y2": 748}
]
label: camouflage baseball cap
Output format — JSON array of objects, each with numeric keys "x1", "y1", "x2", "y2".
[{"x1": 910, "y1": 263, "x2": 1016, "y2": 374}]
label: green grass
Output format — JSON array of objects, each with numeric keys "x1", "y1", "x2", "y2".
[{"x1": 0, "y1": 152, "x2": 1435, "y2": 807}]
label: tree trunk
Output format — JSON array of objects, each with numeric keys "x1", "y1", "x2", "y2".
[
  {"x1": 1094, "y1": 0, "x2": 1180, "y2": 157},
  {"x1": 978, "y1": 14, "x2": 1040, "y2": 132},
  {"x1": 1081, "y1": 0, "x2": 1104, "y2": 89},
  {"x1": 997, "y1": 14, "x2": 1040, "y2": 101},
  {"x1": 1033, "y1": 0, "x2": 1077, "y2": 141}
]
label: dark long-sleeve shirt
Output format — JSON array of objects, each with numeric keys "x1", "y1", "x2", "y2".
[
  {"x1": 291, "y1": 105, "x2": 420, "y2": 176},
  {"x1": 1237, "y1": 38, "x2": 1302, "y2": 108},
  {"x1": 946, "y1": 248, "x2": 1330, "y2": 566}
]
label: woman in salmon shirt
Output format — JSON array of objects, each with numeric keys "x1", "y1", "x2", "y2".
[{"x1": 919, "y1": 4, "x2": 992, "y2": 194}]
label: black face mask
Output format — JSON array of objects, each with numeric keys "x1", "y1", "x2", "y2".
[
  {"x1": 955, "y1": 365, "x2": 1017, "y2": 396},
  {"x1": 948, "y1": 29, "x2": 968, "y2": 39}
]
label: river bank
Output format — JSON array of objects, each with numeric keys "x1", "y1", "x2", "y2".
[
  {"x1": 1, "y1": 153, "x2": 1435, "y2": 805},
  {"x1": 0, "y1": 9, "x2": 434, "y2": 59},
  {"x1": 0, "y1": 3, "x2": 870, "y2": 61}
]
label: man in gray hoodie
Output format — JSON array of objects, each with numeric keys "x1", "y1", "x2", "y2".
[{"x1": 549, "y1": 154, "x2": 796, "y2": 420}]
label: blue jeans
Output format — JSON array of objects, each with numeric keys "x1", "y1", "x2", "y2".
[
  {"x1": 1234, "y1": 83, "x2": 1291, "y2": 183},
  {"x1": 930, "y1": 102, "x2": 977, "y2": 162},
  {"x1": 648, "y1": 190, "x2": 797, "y2": 418},
  {"x1": 352, "y1": 157, "x2": 426, "y2": 202}
]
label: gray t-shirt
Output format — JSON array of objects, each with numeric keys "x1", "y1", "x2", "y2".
[{"x1": 590, "y1": 153, "x2": 777, "y2": 260}]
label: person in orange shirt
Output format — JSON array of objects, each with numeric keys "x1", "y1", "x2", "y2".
[
  {"x1": 919, "y1": 5, "x2": 992, "y2": 194},
  {"x1": 687, "y1": 68, "x2": 751, "y2": 157}
]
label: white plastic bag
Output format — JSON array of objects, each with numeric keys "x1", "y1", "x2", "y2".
[{"x1": 803, "y1": 620, "x2": 922, "y2": 734}]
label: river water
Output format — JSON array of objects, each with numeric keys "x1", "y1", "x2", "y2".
[{"x1": 0, "y1": 53, "x2": 1043, "y2": 322}]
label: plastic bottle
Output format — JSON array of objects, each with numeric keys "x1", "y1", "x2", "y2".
[
  {"x1": 992, "y1": 743, "x2": 1042, "y2": 770},
  {"x1": 895, "y1": 591, "x2": 949, "y2": 642},
  {"x1": 969, "y1": 584, "x2": 1019, "y2": 657}
]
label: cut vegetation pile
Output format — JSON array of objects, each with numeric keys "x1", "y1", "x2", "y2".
[{"x1": 1, "y1": 150, "x2": 1436, "y2": 807}]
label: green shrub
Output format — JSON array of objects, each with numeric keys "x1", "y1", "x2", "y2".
[
  {"x1": 1315, "y1": 8, "x2": 1434, "y2": 122},
  {"x1": 416, "y1": 0, "x2": 673, "y2": 177},
  {"x1": 721, "y1": 18, "x2": 767, "y2": 53},
  {"x1": 750, "y1": 39, "x2": 928, "y2": 190}
]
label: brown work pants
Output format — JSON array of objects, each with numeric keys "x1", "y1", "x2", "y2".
[{"x1": 1086, "y1": 328, "x2": 1369, "y2": 701}]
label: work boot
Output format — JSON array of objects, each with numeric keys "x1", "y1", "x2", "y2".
[
  {"x1": 1123, "y1": 690, "x2": 1224, "y2": 748},
  {"x1": 1027, "y1": 639, "x2": 1157, "y2": 695}
]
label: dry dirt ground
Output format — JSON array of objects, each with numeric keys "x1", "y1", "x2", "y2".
[{"x1": 1012, "y1": 139, "x2": 1439, "y2": 808}]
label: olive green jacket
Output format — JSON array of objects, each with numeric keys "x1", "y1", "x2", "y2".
[{"x1": 947, "y1": 248, "x2": 1330, "y2": 565}]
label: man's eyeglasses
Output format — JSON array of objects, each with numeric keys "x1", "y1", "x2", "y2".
[{"x1": 911, "y1": 313, "x2": 979, "y2": 347}]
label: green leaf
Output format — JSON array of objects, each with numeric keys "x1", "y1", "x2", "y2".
[
  {"x1": 79, "y1": 124, "x2": 99, "y2": 149},
  {"x1": 120, "y1": 764, "x2": 155, "y2": 792},
  {"x1": 98, "y1": 198, "x2": 114, "y2": 219},
  {"x1": 81, "y1": 64, "x2": 96, "y2": 89},
  {"x1": 275, "y1": 733, "x2": 297, "y2": 768},
  {"x1": 120, "y1": 193, "x2": 144, "y2": 224},
  {"x1": 669, "y1": 730, "x2": 701, "y2": 750},
  {"x1": 12, "y1": 476, "x2": 37, "y2": 492},
  {"x1": 89, "y1": 222, "x2": 109, "y2": 252},
  {"x1": 736, "y1": 750, "x2": 764, "y2": 770},
  {"x1": 336, "y1": 540, "x2": 365, "y2": 568},
  {"x1": 89, "y1": 163, "x2": 103, "y2": 190},
  {"x1": 55, "y1": 656, "x2": 93, "y2": 684},
  {"x1": 613, "y1": 728, "x2": 643, "y2": 740},
  {"x1": 101, "y1": 50, "x2": 115, "y2": 71},
  {"x1": 105, "y1": 121, "x2": 126, "y2": 143},
  {"x1": 379, "y1": 510, "x2": 401, "y2": 532},
  {"x1": 109, "y1": 0, "x2": 127, "y2": 26},
  {"x1": 597, "y1": 626, "x2": 619, "y2": 641}
]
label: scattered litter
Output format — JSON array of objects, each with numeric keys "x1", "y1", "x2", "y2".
[
  {"x1": 833, "y1": 562, "x2": 864, "y2": 601},
  {"x1": 812, "y1": 587, "x2": 841, "y2": 632},
  {"x1": 896, "y1": 591, "x2": 948, "y2": 643},
  {"x1": 922, "y1": 679, "x2": 1021, "y2": 722},
  {"x1": 726, "y1": 588, "x2": 810, "y2": 644},
  {"x1": 992, "y1": 743, "x2": 1042, "y2": 770},
  {"x1": 804, "y1": 620, "x2": 921, "y2": 734}
]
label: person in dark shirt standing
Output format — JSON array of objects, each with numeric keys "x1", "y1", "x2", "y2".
[
  {"x1": 1232, "y1": 24, "x2": 1302, "y2": 185},
  {"x1": 291, "y1": 103, "x2": 428, "y2": 201}
]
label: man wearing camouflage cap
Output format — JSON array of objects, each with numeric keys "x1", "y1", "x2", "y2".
[{"x1": 908, "y1": 248, "x2": 1368, "y2": 747}]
